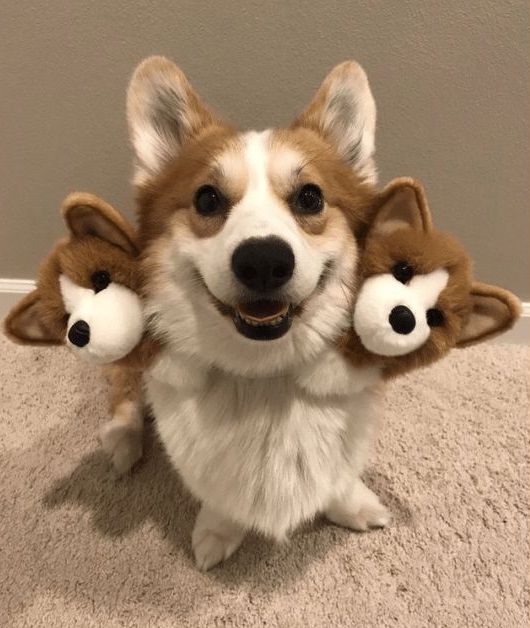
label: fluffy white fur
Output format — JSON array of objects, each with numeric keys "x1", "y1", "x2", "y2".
[
  {"x1": 128, "y1": 57, "x2": 388, "y2": 570},
  {"x1": 353, "y1": 268, "x2": 449, "y2": 356},
  {"x1": 60, "y1": 274, "x2": 144, "y2": 364}
]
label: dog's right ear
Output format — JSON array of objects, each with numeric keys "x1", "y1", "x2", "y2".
[
  {"x1": 62, "y1": 193, "x2": 138, "y2": 255},
  {"x1": 370, "y1": 177, "x2": 434, "y2": 236},
  {"x1": 4, "y1": 290, "x2": 64, "y2": 345},
  {"x1": 127, "y1": 56, "x2": 220, "y2": 185}
]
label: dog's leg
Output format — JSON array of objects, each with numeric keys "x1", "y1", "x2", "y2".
[
  {"x1": 99, "y1": 366, "x2": 144, "y2": 474},
  {"x1": 325, "y1": 477, "x2": 391, "y2": 531},
  {"x1": 192, "y1": 504, "x2": 246, "y2": 571}
]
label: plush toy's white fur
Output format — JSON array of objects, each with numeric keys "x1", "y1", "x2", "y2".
[
  {"x1": 353, "y1": 269, "x2": 449, "y2": 356},
  {"x1": 60, "y1": 274, "x2": 144, "y2": 364}
]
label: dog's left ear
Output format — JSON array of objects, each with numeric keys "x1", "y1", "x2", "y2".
[
  {"x1": 457, "y1": 282, "x2": 522, "y2": 347},
  {"x1": 62, "y1": 193, "x2": 138, "y2": 255},
  {"x1": 293, "y1": 61, "x2": 377, "y2": 183}
]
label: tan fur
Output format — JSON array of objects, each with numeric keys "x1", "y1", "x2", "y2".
[{"x1": 340, "y1": 178, "x2": 521, "y2": 379}]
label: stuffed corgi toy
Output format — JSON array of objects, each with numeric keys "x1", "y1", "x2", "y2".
[
  {"x1": 4, "y1": 193, "x2": 156, "y2": 473},
  {"x1": 341, "y1": 177, "x2": 521, "y2": 378}
]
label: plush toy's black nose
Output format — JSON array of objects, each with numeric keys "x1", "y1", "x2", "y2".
[
  {"x1": 68, "y1": 320, "x2": 90, "y2": 347},
  {"x1": 231, "y1": 236, "x2": 295, "y2": 292},
  {"x1": 389, "y1": 305, "x2": 416, "y2": 335}
]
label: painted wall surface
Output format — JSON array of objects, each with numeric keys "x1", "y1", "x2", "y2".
[{"x1": 1, "y1": 1, "x2": 528, "y2": 297}]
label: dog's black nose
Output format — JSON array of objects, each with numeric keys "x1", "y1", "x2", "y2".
[
  {"x1": 389, "y1": 305, "x2": 416, "y2": 335},
  {"x1": 231, "y1": 237, "x2": 295, "y2": 292},
  {"x1": 68, "y1": 320, "x2": 90, "y2": 347}
]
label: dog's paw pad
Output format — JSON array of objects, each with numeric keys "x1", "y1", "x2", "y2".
[{"x1": 99, "y1": 420, "x2": 142, "y2": 475}]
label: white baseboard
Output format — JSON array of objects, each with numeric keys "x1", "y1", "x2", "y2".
[{"x1": 0, "y1": 278, "x2": 528, "y2": 345}]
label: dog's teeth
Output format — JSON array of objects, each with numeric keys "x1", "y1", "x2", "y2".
[{"x1": 240, "y1": 313, "x2": 287, "y2": 327}]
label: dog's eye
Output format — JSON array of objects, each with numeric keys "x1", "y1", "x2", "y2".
[
  {"x1": 194, "y1": 185, "x2": 223, "y2": 216},
  {"x1": 392, "y1": 261, "x2": 414, "y2": 284},
  {"x1": 426, "y1": 308, "x2": 445, "y2": 327},
  {"x1": 293, "y1": 184, "x2": 323, "y2": 214},
  {"x1": 91, "y1": 270, "x2": 111, "y2": 293}
]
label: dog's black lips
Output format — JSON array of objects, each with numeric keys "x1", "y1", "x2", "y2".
[{"x1": 234, "y1": 306, "x2": 293, "y2": 341}]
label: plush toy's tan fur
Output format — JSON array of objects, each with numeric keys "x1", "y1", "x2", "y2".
[
  {"x1": 4, "y1": 193, "x2": 157, "y2": 473},
  {"x1": 341, "y1": 178, "x2": 521, "y2": 378}
]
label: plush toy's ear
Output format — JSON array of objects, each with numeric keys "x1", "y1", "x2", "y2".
[
  {"x1": 457, "y1": 282, "x2": 522, "y2": 347},
  {"x1": 372, "y1": 177, "x2": 433, "y2": 235},
  {"x1": 3, "y1": 290, "x2": 64, "y2": 345},
  {"x1": 62, "y1": 193, "x2": 138, "y2": 255}
]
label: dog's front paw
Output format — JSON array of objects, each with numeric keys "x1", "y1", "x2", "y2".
[
  {"x1": 326, "y1": 478, "x2": 391, "y2": 531},
  {"x1": 99, "y1": 419, "x2": 143, "y2": 475},
  {"x1": 192, "y1": 505, "x2": 245, "y2": 571}
]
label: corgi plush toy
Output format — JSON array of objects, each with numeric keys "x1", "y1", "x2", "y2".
[
  {"x1": 341, "y1": 177, "x2": 521, "y2": 377},
  {"x1": 4, "y1": 193, "x2": 155, "y2": 473}
]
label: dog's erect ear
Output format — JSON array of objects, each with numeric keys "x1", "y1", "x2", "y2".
[
  {"x1": 4, "y1": 290, "x2": 64, "y2": 346},
  {"x1": 62, "y1": 193, "x2": 138, "y2": 255},
  {"x1": 293, "y1": 61, "x2": 377, "y2": 183},
  {"x1": 371, "y1": 177, "x2": 434, "y2": 235},
  {"x1": 127, "y1": 55, "x2": 220, "y2": 185},
  {"x1": 457, "y1": 282, "x2": 521, "y2": 347}
]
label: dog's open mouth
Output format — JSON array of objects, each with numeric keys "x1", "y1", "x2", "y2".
[{"x1": 234, "y1": 300, "x2": 292, "y2": 341}]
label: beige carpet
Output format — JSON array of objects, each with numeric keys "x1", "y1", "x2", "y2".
[{"x1": 0, "y1": 335, "x2": 528, "y2": 628}]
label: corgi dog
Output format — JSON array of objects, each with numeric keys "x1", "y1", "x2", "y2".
[
  {"x1": 4, "y1": 193, "x2": 155, "y2": 473},
  {"x1": 127, "y1": 56, "x2": 392, "y2": 570},
  {"x1": 342, "y1": 177, "x2": 521, "y2": 378}
]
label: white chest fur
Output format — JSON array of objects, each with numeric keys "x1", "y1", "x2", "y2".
[{"x1": 147, "y1": 348, "x2": 381, "y2": 540}]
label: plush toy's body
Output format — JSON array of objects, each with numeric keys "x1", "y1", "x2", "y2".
[
  {"x1": 4, "y1": 193, "x2": 156, "y2": 473},
  {"x1": 341, "y1": 178, "x2": 521, "y2": 377}
]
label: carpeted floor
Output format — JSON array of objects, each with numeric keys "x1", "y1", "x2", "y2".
[{"x1": 0, "y1": 335, "x2": 528, "y2": 627}]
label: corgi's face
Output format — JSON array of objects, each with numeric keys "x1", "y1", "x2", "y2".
[{"x1": 129, "y1": 58, "x2": 378, "y2": 376}]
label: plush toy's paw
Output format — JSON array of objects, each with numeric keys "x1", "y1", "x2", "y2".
[
  {"x1": 191, "y1": 505, "x2": 245, "y2": 571},
  {"x1": 99, "y1": 419, "x2": 143, "y2": 475},
  {"x1": 326, "y1": 478, "x2": 391, "y2": 531}
]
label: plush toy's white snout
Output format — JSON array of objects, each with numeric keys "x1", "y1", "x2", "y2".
[
  {"x1": 59, "y1": 275, "x2": 144, "y2": 364},
  {"x1": 353, "y1": 268, "x2": 448, "y2": 357}
]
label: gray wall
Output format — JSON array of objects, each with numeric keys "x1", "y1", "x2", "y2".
[{"x1": 1, "y1": 1, "x2": 528, "y2": 298}]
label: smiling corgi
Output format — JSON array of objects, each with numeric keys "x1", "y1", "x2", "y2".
[
  {"x1": 126, "y1": 56, "x2": 391, "y2": 570},
  {"x1": 342, "y1": 177, "x2": 521, "y2": 377},
  {"x1": 4, "y1": 193, "x2": 156, "y2": 473}
]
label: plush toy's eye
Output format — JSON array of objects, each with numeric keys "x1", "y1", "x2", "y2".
[
  {"x1": 91, "y1": 270, "x2": 111, "y2": 293},
  {"x1": 426, "y1": 308, "x2": 445, "y2": 327},
  {"x1": 392, "y1": 261, "x2": 414, "y2": 284},
  {"x1": 293, "y1": 184, "x2": 323, "y2": 214},
  {"x1": 194, "y1": 185, "x2": 224, "y2": 216}
]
